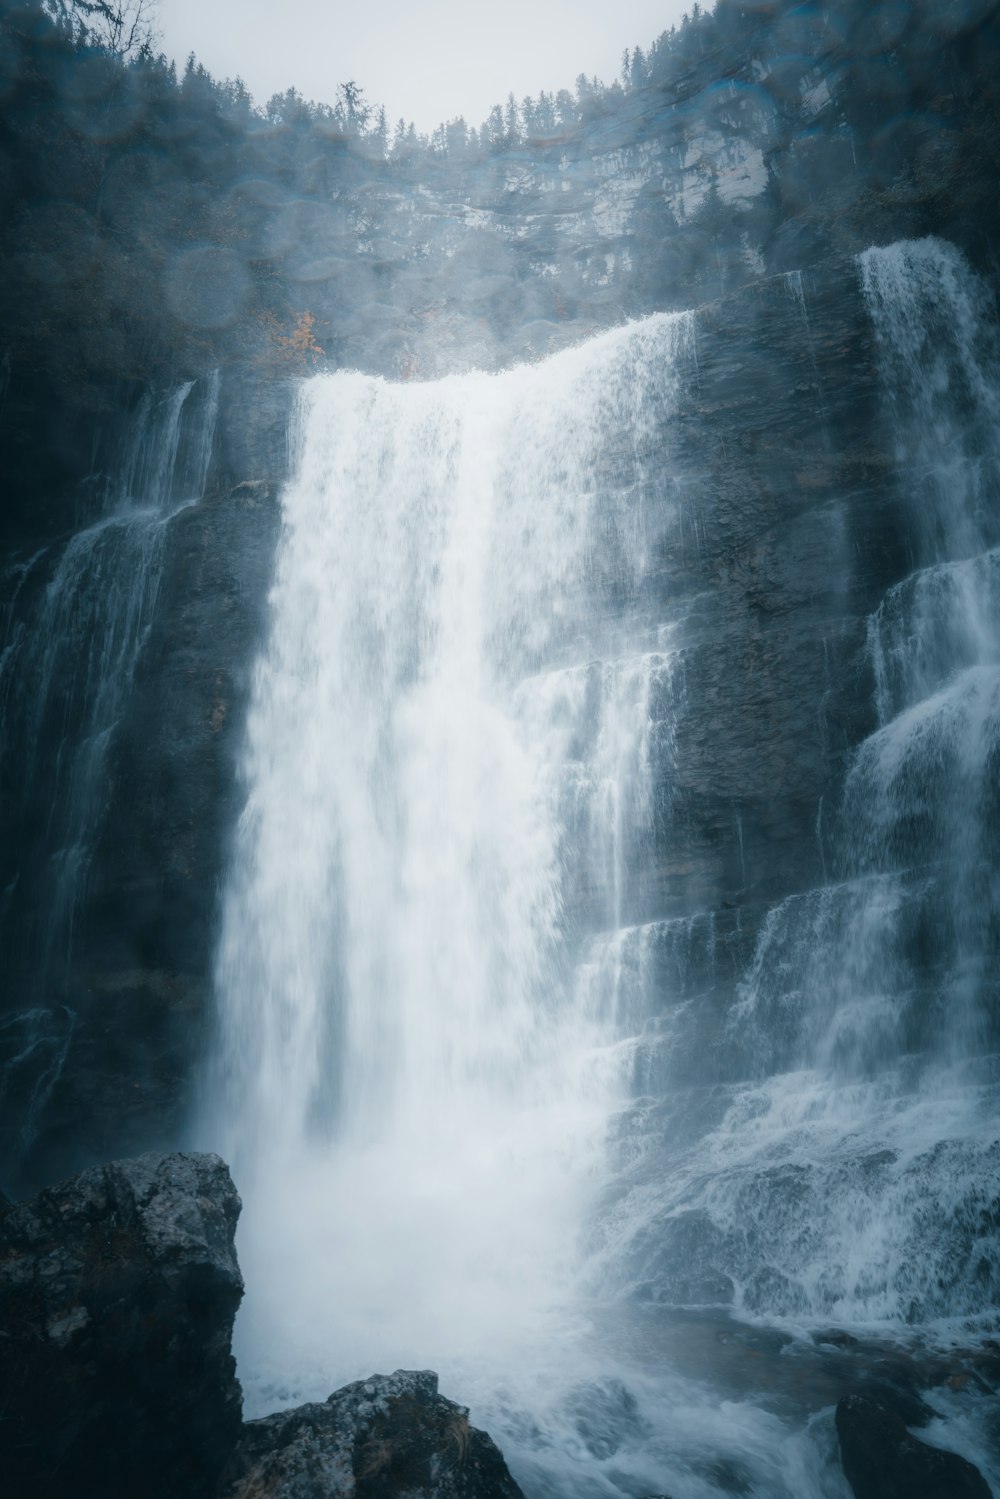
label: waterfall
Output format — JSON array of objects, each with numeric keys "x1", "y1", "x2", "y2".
[
  {"x1": 592, "y1": 241, "x2": 1000, "y2": 1374},
  {"x1": 210, "y1": 244, "x2": 1000, "y2": 1497},
  {"x1": 0, "y1": 371, "x2": 220, "y2": 984},
  {"x1": 847, "y1": 240, "x2": 1000, "y2": 1064},
  {"x1": 858, "y1": 238, "x2": 1000, "y2": 561},
  {"x1": 209, "y1": 315, "x2": 694, "y2": 1437}
]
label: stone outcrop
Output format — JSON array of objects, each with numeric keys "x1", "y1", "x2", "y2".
[
  {"x1": 0, "y1": 1153, "x2": 525, "y2": 1499},
  {"x1": 0, "y1": 1151, "x2": 244, "y2": 1498},
  {"x1": 835, "y1": 1394, "x2": 991, "y2": 1499},
  {"x1": 220, "y1": 1370, "x2": 525, "y2": 1499}
]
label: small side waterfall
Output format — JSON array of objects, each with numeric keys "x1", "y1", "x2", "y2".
[
  {"x1": 842, "y1": 239, "x2": 1000, "y2": 1071},
  {"x1": 858, "y1": 238, "x2": 1000, "y2": 561},
  {"x1": 594, "y1": 241, "x2": 1000, "y2": 1379},
  {"x1": 0, "y1": 371, "x2": 219, "y2": 982}
]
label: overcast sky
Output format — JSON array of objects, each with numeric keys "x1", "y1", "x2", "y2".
[{"x1": 156, "y1": 0, "x2": 694, "y2": 131}]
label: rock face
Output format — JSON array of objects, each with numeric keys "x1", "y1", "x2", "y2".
[
  {"x1": 0, "y1": 1151, "x2": 244, "y2": 1498},
  {"x1": 220, "y1": 1370, "x2": 525, "y2": 1499},
  {"x1": 835, "y1": 1394, "x2": 991, "y2": 1499},
  {"x1": 0, "y1": 371, "x2": 290, "y2": 1196}
]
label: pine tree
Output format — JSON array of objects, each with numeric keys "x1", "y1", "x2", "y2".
[{"x1": 504, "y1": 92, "x2": 520, "y2": 145}]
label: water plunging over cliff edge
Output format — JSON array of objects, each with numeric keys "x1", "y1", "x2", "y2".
[
  {"x1": 208, "y1": 314, "x2": 690, "y2": 1425},
  {"x1": 208, "y1": 247, "x2": 1000, "y2": 1499}
]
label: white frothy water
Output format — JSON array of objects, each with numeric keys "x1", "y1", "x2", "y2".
[{"x1": 209, "y1": 317, "x2": 697, "y2": 1466}]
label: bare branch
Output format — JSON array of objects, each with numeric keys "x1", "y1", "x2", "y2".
[{"x1": 45, "y1": 1, "x2": 160, "y2": 59}]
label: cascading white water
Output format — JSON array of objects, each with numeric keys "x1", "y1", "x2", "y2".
[
  {"x1": 209, "y1": 317, "x2": 694, "y2": 1458},
  {"x1": 858, "y1": 237, "x2": 1000, "y2": 561},
  {"x1": 845, "y1": 240, "x2": 1000, "y2": 1066},
  {"x1": 594, "y1": 241, "x2": 1000, "y2": 1376}
]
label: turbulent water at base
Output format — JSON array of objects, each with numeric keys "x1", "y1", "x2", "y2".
[
  {"x1": 212, "y1": 241, "x2": 1000, "y2": 1499},
  {"x1": 0, "y1": 372, "x2": 219, "y2": 981}
]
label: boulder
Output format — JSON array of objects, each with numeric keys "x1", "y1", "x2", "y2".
[
  {"x1": 0, "y1": 1150, "x2": 244, "y2": 1498},
  {"x1": 219, "y1": 1369, "x2": 525, "y2": 1499},
  {"x1": 836, "y1": 1393, "x2": 991, "y2": 1499}
]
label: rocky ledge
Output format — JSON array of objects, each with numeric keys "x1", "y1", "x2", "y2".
[
  {"x1": 1, "y1": 1151, "x2": 993, "y2": 1499},
  {"x1": 219, "y1": 1369, "x2": 525, "y2": 1499},
  {"x1": 0, "y1": 1151, "x2": 525, "y2": 1499},
  {"x1": 0, "y1": 1151, "x2": 245, "y2": 1497}
]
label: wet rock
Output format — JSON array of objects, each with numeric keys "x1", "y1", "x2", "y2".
[
  {"x1": 860, "y1": 1380, "x2": 936, "y2": 1429},
  {"x1": 836, "y1": 1393, "x2": 991, "y2": 1499},
  {"x1": 0, "y1": 1150, "x2": 244, "y2": 1498},
  {"x1": 812, "y1": 1328, "x2": 859, "y2": 1348},
  {"x1": 219, "y1": 1369, "x2": 524, "y2": 1499}
]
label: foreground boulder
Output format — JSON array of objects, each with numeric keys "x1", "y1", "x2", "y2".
[
  {"x1": 836, "y1": 1394, "x2": 991, "y2": 1499},
  {"x1": 219, "y1": 1369, "x2": 525, "y2": 1499},
  {"x1": 0, "y1": 1151, "x2": 244, "y2": 1497}
]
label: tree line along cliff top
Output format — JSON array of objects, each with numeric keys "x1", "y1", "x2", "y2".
[{"x1": 1, "y1": 0, "x2": 999, "y2": 472}]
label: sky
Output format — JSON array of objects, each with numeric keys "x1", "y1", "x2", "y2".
[{"x1": 156, "y1": 0, "x2": 694, "y2": 131}]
